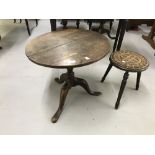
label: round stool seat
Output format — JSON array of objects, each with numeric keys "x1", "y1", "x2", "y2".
[{"x1": 110, "y1": 50, "x2": 149, "y2": 72}]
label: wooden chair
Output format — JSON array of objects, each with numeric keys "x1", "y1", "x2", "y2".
[
  {"x1": 61, "y1": 19, "x2": 80, "y2": 29},
  {"x1": 50, "y1": 19, "x2": 56, "y2": 31},
  {"x1": 14, "y1": 19, "x2": 38, "y2": 35},
  {"x1": 142, "y1": 20, "x2": 155, "y2": 55},
  {"x1": 101, "y1": 19, "x2": 149, "y2": 109},
  {"x1": 50, "y1": 19, "x2": 80, "y2": 31},
  {"x1": 87, "y1": 19, "x2": 114, "y2": 39}
]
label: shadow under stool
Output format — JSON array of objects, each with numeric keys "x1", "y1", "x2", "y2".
[{"x1": 101, "y1": 50, "x2": 149, "y2": 109}]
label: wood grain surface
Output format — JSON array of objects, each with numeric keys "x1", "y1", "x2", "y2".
[{"x1": 25, "y1": 29, "x2": 110, "y2": 68}]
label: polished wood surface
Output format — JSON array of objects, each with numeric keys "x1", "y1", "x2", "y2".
[
  {"x1": 25, "y1": 29, "x2": 110, "y2": 123},
  {"x1": 101, "y1": 50, "x2": 149, "y2": 109},
  {"x1": 25, "y1": 29, "x2": 110, "y2": 68},
  {"x1": 52, "y1": 68, "x2": 101, "y2": 123}
]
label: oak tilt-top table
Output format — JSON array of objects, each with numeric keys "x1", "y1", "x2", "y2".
[{"x1": 25, "y1": 29, "x2": 110, "y2": 123}]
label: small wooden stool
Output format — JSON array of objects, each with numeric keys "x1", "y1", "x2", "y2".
[{"x1": 101, "y1": 50, "x2": 149, "y2": 109}]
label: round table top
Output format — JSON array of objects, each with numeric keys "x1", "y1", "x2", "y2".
[{"x1": 25, "y1": 29, "x2": 111, "y2": 68}]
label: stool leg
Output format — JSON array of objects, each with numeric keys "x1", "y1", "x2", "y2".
[
  {"x1": 115, "y1": 71, "x2": 129, "y2": 109},
  {"x1": 101, "y1": 63, "x2": 113, "y2": 82},
  {"x1": 136, "y1": 72, "x2": 141, "y2": 90}
]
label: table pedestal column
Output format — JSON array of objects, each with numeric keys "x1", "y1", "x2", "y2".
[{"x1": 51, "y1": 67, "x2": 101, "y2": 123}]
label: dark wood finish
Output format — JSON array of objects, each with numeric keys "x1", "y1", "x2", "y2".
[
  {"x1": 142, "y1": 21, "x2": 155, "y2": 50},
  {"x1": 14, "y1": 19, "x2": 38, "y2": 35},
  {"x1": 116, "y1": 20, "x2": 127, "y2": 51},
  {"x1": 50, "y1": 19, "x2": 56, "y2": 31},
  {"x1": 113, "y1": 19, "x2": 127, "y2": 52},
  {"x1": 50, "y1": 20, "x2": 80, "y2": 31},
  {"x1": 88, "y1": 20, "x2": 92, "y2": 30},
  {"x1": 35, "y1": 19, "x2": 38, "y2": 26},
  {"x1": 115, "y1": 71, "x2": 129, "y2": 109},
  {"x1": 136, "y1": 72, "x2": 141, "y2": 90},
  {"x1": 127, "y1": 19, "x2": 154, "y2": 31},
  {"x1": 25, "y1": 19, "x2": 31, "y2": 36},
  {"x1": 61, "y1": 20, "x2": 68, "y2": 29},
  {"x1": 26, "y1": 29, "x2": 110, "y2": 123},
  {"x1": 61, "y1": 20, "x2": 80, "y2": 29},
  {"x1": 87, "y1": 19, "x2": 114, "y2": 39},
  {"x1": 101, "y1": 49, "x2": 149, "y2": 109},
  {"x1": 76, "y1": 20, "x2": 80, "y2": 29},
  {"x1": 26, "y1": 29, "x2": 110, "y2": 68},
  {"x1": 101, "y1": 63, "x2": 113, "y2": 82},
  {"x1": 14, "y1": 19, "x2": 22, "y2": 23},
  {"x1": 113, "y1": 20, "x2": 122, "y2": 52},
  {"x1": 52, "y1": 68, "x2": 101, "y2": 123}
]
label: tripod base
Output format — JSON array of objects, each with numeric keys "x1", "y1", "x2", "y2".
[{"x1": 51, "y1": 68, "x2": 101, "y2": 123}]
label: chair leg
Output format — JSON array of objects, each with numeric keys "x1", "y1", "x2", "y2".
[
  {"x1": 116, "y1": 20, "x2": 127, "y2": 51},
  {"x1": 35, "y1": 19, "x2": 38, "y2": 26},
  {"x1": 76, "y1": 20, "x2": 80, "y2": 29},
  {"x1": 109, "y1": 20, "x2": 113, "y2": 30},
  {"x1": 101, "y1": 63, "x2": 113, "y2": 82},
  {"x1": 113, "y1": 20, "x2": 122, "y2": 52},
  {"x1": 136, "y1": 72, "x2": 141, "y2": 90},
  {"x1": 62, "y1": 20, "x2": 67, "y2": 29},
  {"x1": 115, "y1": 71, "x2": 129, "y2": 109},
  {"x1": 88, "y1": 20, "x2": 92, "y2": 30},
  {"x1": 25, "y1": 19, "x2": 31, "y2": 36},
  {"x1": 50, "y1": 19, "x2": 56, "y2": 31}
]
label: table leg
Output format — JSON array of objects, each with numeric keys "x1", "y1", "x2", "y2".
[
  {"x1": 55, "y1": 73, "x2": 67, "y2": 84},
  {"x1": 74, "y1": 77, "x2": 101, "y2": 96},
  {"x1": 52, "y1": 82, "x2": 71, "y2": 123},
  {"x1": 52, "y1": 68, "x2": 101, "y2": 123}
]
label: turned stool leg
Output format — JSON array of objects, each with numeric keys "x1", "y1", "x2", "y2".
[
  {"x1": 136, "y1": 72, "x2": 141, "y2": 90},
  {"x1": 115, "y1": 71, "x2": 129, "y2": 109},
  {"x1": 101, "y1": 63, "x2": 113, "y2": 82}
]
